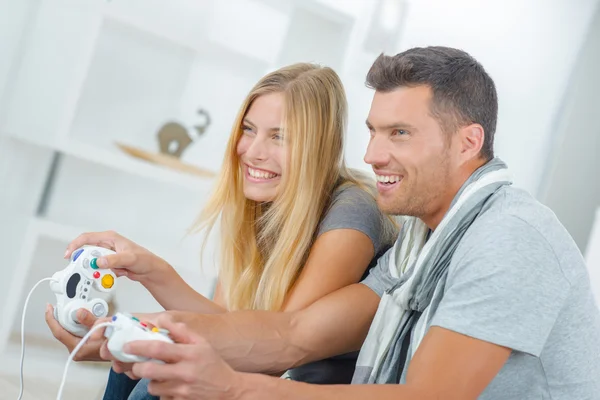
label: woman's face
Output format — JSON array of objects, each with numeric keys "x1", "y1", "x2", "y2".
[{"x1": 236, "y1": 92, "x2": 286, "y2": 203}]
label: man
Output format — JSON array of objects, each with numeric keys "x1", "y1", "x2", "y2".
[{"x1": 49, "y1": 46, "x2": 600, "y2": 399}]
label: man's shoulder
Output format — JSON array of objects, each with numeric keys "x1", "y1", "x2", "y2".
[
  {"x1": 455, "y1": 185, "x2": 586, "y2": 282},
  {"x1": 469, "y1": 185, "x2": 571, "y2": 244}
]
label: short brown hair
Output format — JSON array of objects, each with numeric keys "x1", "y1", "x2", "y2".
[{"x1": 366, "y1": 46, "x2": 498, "y2": 160}]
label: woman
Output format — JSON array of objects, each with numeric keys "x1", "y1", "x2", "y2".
[{"x1": 48, "y1": 63, "x2": 396, "y2": 398}]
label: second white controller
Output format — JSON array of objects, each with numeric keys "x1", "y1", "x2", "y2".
[
  {"x1": 50, "y1": 245, "x2": 117, "y2": 337},
  {"x1": 105, "y1": 312, "x2": 174, "y2": 363}
]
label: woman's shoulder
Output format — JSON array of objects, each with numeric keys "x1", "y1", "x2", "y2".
[
  {"x1": 328, "y1": 181, "x2": 379, "y2": 208},
  {"x1": 319, "y1": 181, "x2": 397, "y2": 254}
]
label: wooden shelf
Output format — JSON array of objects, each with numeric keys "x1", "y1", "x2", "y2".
[{"x1": 9, "y1": 135, "x2": 215, "y2": 195}]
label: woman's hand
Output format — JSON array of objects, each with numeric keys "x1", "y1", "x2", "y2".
[
  {"x1": 45, "y1": 305, "x2": 109, "y2": 362},
  {"x1": 64, "y1": 231, "x2": 173, "y2": 285},
  {"x1": 124, "y1": 314, "x2": 243, "y2": 399}
]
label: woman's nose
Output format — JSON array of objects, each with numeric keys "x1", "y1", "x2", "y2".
[{"x1": 245, "y1": 134, "x2": 268, "y2": 161}]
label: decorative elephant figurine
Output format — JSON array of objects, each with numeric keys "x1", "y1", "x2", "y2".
[{"x1": 157, "y1": 109, "x2": 211, "y2": 158}]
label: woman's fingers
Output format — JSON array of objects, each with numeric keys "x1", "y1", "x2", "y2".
[
  {"x1": 96, "y1": 252, "x2": 137, "y2": 271},
  {"x1": 64, "y1": 231, "x2": 121, "y2": 258},
  {"x1": 45, "y1": 305, "x2": 78, "y2": 351},
  {"x1": 45, "y1": 305, "x2": 105, "y2": 361},
  {"x1": 75, "y1": 308, "x2": 99, "y2": 329}
]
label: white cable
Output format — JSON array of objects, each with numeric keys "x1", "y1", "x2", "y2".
[
  {"x1": 17, "y1": 277, "x2": 54, "y2": 400},
  {"x1": 55, "y1": 322, "x2": 112, "y2": 400}
]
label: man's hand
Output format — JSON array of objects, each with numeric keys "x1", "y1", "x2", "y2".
[
  {"x1": 126, "y1": 314, "x2": 243, "y2": 399},
  {"x1": 45, "y1": 304, "x2": 107, "y2": 361},
  {"x1": 96, "y1": 312, "x2": 173, "y2": 380}
]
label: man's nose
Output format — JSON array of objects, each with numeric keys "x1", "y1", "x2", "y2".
[{"x1": 364, "y1": 134, "x2": 390, "y2": 168}]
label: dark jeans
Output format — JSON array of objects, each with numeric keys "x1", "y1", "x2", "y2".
[{"x1": 102, "y1": 368, "x2": 158, "y2": 400}]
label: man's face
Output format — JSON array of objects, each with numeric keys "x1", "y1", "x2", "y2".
[{"x1": 364, "y1": 86, "x2": 461, "y2": 220}]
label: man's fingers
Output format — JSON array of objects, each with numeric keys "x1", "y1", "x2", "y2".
[
  {"x1": 132, "y1": 362, "x2": 183, "y2": 383},
  {"x1": 154, "y1": 316, "x2": 195, "y2": 345},
  {"x1": 124, "y1": 370, "x2": 140, "y2": 380},
  {"x1": 112, "y1": 361, "x2": 125, "y2": 373},
  {"x1": 146, "y1": 379, "x2": 175, "y2": 398},
  {"x1": 125, "y1": 340, "x2": 186, "y2": 364},
  {"x1": 99, "y1": 340, "x2": 114, "y2": 361},
  {"x1": 112, "y1": 360, "x2": 135, "y2": 374}
]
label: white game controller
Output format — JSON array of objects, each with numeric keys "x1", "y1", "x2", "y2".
[
  {"x1": 50, "y1": 245, "x2": 118, "y2": 337},
  {"x1": 104, "y1": 312, "x2": 174, "y2": 363}
]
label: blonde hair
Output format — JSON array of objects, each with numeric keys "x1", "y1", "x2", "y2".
[{"x1": 190, "y1": 63, "x2": 395, "y2": 311}]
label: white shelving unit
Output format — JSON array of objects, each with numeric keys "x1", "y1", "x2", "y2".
[{"x1": 0, "y1": 0, "x2": 400, "y2": 379}]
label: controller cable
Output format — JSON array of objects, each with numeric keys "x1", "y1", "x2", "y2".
[
  {"x1": 17, "y1": 277, "x2": 54, "y2": 400},
  {"x1": 17, "y1": 278, "x2": 111, "y2": 400},
  {"x1": 55, "y1": 322, "x2": 112, "y2": 400}
]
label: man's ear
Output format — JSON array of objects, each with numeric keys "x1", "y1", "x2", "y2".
[{"x1": 458, "y1": 123, "x2": 485, "y2": 161}]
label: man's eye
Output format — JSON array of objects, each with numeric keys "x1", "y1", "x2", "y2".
[{"x1": 393, "y1": 129, "x2": 408, "y2": 136}]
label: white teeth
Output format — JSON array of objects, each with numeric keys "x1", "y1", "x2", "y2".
[
  {"x1": 376, "y1": 174, "x2": 401, "y2": 183},
  {"x1": 248, "y1": 167, "x2": 277, "y2": 180}
]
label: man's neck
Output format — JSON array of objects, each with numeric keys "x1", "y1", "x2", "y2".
[{"x1": 421, "y1": 158, "x2": 488, "y2": 230}]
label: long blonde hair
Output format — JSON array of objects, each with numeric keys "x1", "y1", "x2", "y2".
[{"x1": 191, "y1": 63, "x2": 394, "y2": 311}]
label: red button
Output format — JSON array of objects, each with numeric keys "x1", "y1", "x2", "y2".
[
  {"x1": 140, "y1": 322, "x2": 148, "y2": 328},
  {"x1": 93, "y1": 271, "x2": 101, "y2": 279}
]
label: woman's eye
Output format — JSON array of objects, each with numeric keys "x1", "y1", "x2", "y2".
[{"x1": 242, "y1": 126, "x2": 255, "y2": 134}]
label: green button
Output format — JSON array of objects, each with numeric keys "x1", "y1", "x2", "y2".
[
  {"x1": 132, "y1": 317, "x2": 140, "y2": 322},
  {"x1": 90, "y1": 258, "x2": 99, "y2": 269}
]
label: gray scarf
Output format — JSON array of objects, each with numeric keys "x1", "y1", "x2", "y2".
[{"x1": 352, "y1": 158, "x2": 512, "y2": 384}]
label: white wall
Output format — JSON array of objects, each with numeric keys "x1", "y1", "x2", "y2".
[
  {"x1": 0, "y1": 0, "x2": 37, "y2": 109},
  {"x1": 585, "y1": 208, "x2": 600, "y2": 307},
  {"x1": 342, "y1": 0, "x2": 599, "y2": 198},
  {"x1": 539, "y1": 4, "x2": 600, "y2": 252}
]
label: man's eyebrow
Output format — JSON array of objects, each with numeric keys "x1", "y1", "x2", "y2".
[{"x1": 366, "y1": 119, "x2": 418, "y2": 131}]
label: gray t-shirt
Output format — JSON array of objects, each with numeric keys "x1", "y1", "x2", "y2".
[
  {"x1": 287, "y1": 184, "x2": 394, "y2": 384},
  {"x1": 362, "y1": 185, "x2": 600, "y2": 399}
]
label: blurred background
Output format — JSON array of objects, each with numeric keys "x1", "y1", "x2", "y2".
[{"x1": 0, "y1": 0, "x2": 598, "y2": 398}]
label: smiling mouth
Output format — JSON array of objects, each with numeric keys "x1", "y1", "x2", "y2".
[
  {"x1": 375, "y1": 174, "x2": 402, "y2": 185},
  {"x1": 246, "y1": 165, "x2": 280, "y2": 181}
]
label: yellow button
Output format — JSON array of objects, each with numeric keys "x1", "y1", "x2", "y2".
[
  {"x1": 101, "y1": 274, "x2": 114, "y2": 289},
  {"x1": 152, "y1": 327, "x2": 159, "y2": 333}
]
